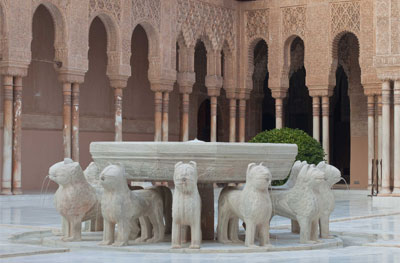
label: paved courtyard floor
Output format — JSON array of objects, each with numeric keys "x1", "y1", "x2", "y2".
[{"x1": 1, "y1": 189, "x2": 400, "y2": 262}]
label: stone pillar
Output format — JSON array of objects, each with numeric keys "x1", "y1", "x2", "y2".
[
  {"x1": 367, "y1": 95, "x2": 375, "y2": 191},
  {"x1": 377, "y1": 95, "x2": 383, "y2": 191},
  {"x1": 275, "y1": 98, "x2": 284, "y2": 129},
  {"x1": 12, "y1": 77, "x2": 23, "y2": 194},
  {"x1": 154, "y1": 91, "x2": 163, "y2": 142},
  {"x1": 322, "y1": 96, "x2": 330, "y2": 162},
  {"x1": 71, "y1": 83, "x2": 80, "y2": 162},
  {"x1": 62, "y1": 83, "x2": 72, "y2": 159},
  {"x1": 312, "y1": 96, "x2": 321, "y2": 142},
  {"x1": 229, "y1": 99, "x2": 237, "y2": 142},
  {"x1": 380, "y1": 80, "x2": 391, "y2": 195},
  {"x1": 181, "y1": 93, "x2": 190, "y2": 142},
  {"x1": 113, "y1": 87, "x2": 123, "y2": 142},
  {"x1": 393, "y1": 81, "x2": 400, "y2": 194},
  {"x1": 2, "y1": 75, "x2": 13, "y2": 195},
  {"x1": 239, "y1": 99, "x2": 246, "y2": 142},
  {"x1": 162, "y1": 92, "x2": 169, "y2": 142},
  {"x1": 210, "y1": 96, "x2": 217, "y2": 142}
]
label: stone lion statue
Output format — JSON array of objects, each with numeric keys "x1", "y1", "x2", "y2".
[
  {"x1": 171, "y1": 161, "x2": 202, "y2": 249},
  {"x1": 217, "y1": 163, "x2": 272, "y2": 247},
  {"x1": 316, "y1": 161, "x2": 342, "y2": 239},
  {"x1": 270, "y1": 164, "x2": 325, "y2": 244},
  {"x1": 49, "y1": 158, "x2": 102, "y2": 242},
  {"x1": 273, "y1": 160, "x2": 308, "y2": 190},
  {"x1": 99, "y1": 164, "x2": 165, "y2": 247}
]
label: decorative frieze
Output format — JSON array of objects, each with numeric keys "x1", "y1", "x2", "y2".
[
  {"x1": 330, "y1": 1, "x2": 360, "y2": 36},
  {"x1": 245, "y1": 9, "x2": 269, "y2": 41},
  {"x1": 89, "y1": 0, "x2": 121, "y2": 23},
  {"x1": 282, "y1": 6, "x2": 306, "y2": 38},
  {"x1": 132, "y1": 0, "x2": 161, "y2": 31},
  {"x1": 176, "y1": 0, "x2": 235, "y2": 51}
]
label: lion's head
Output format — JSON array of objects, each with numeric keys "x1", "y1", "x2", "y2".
[
  {"x1": 174, "y1": 161, "x2": 198, "y2": 194},
  {"x1": 48, "y1": 158, "x2": 85, "y2": 186},
  {"x1": 296, "y1": 164, "x2": 325, "y2": 190},
  {"x1": 99, "y1": 164, "x2": 127, "y2": 192},
  {"x1": 246, "y1": 163, "x2": 272, "y2": 192},
  {"x1": 316, "y1": 161, "x2": 342, "y2": 187}
]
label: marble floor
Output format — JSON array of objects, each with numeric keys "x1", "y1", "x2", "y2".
[{"x1": 1, "y1": 190, "x2": 400, "y2": 262}]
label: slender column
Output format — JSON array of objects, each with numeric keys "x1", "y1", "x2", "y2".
[
  {"x1": 2, "y1": 75, "x2": 14, "y2": 195},
  {"x1": 367, "y1": 95, "x2": 375, "y2": 191},
  {"x1": 229, "y1": 99, "x2": 237, "y2": 142},
  {"x1": 154, "y1": 91, "x2": 163, "y2": 142},
  {"x1": 62, "y1": 83, "x2": 72, "y2": 159},
  {"x1": 239, "y1": 99, "x2": 246, "y2": 142},
  {"x1": 393, "y1": 81, "x2": 400, "y2": 194},
  {"x1": 322, "y1": 96, "x2": 330, "y2": 163},
  {"x1": 210, "y1": 96, "x2": 217, "y2": 142},
  {"x1": 381, "y1": 80, "x2": 391, "y2": 194},
  {"x1": 162, "y1": 92, "x2": 169, "y2": 142},
  {"x1": 71, "y1": 83, "x2": 80, "y2": 162},
  {"x1": 377, "y1": 95, "x2": 383, "y2": 191},
  {"x1": 181, "y1": 93, "x2": 190, "y2": 142},
  {"x1": 113, "y1": 87, "x2": 123, "y2": 142},
  {"x1": 12, "y1": 77, "x2": 23, "y2": 194},
  {"x1": 312, "y1": 96, "x2": 321, "y2": 142},
  {"x1": 275, "y1": 98, "x2": 283, "y2": 129}
]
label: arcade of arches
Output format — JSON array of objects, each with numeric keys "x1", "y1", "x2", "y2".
[{"x1": 0, "y1": 0, "x2": 398, "y2": 197}]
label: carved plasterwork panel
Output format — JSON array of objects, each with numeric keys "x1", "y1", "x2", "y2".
[
  {"x1": 132, "y1": 0, "x2": 161, "y2": 31},
  {"x1": 89, "y1": 0, "x2": 121, "y2": 23},
  {"x1": 176, "y1": 0, "x2": 235, "y2": 51},
  {"x1": 330, "y1": 1, "x2": 360, "y2": 36},
  {"x1": 282, "y1": 6, "x2": 306, "y2": 38},
  {"x1": 246, "y1": 9, "x2": 269, "y2": 41}
]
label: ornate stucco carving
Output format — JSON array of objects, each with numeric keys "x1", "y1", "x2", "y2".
[
  {"x1": 245, "y1": 9, "x2": 269, "y2": 41},
  {"x1": 132, "y1": 0, "x2": 161, "y2": 31},
  {"x1": 176, "y1": 0, "x2": 235, "y2": 51},
  {"x1": 330, "y1": 1, "x2": 360, "y2": 36},
  {"x1": 282, "y1": 6, "x2": 306, "y2": 38},
  {"x1": 89, "y1": 0, "x2": 121, "y2": 23}
]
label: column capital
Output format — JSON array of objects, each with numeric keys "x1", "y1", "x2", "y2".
[
  {"x1": 308, "y1": 85, "x2": 334, "y2": 97},
  {"x1": 205, "y1": 75, "x2": 223, "y2": 97},
  {"x1": 58, "y1": 69, "x2": 86, "y2": 84},
  {"x1": 271, "y1": 90, "x2": 287, "y2": 100},
  {"x1": 238, "y1": 89, "x2": 251, "y2": 100},
  {"x1": 150, "y1": 78, "x2": 175, "y2": 92},
  {"x1": 177, "y1": 72, "x2": 195, "y2": 94},
  {"x1": 109, "y1": 75, "x2": 129, "y2": 89},
  {"x1": 0, "y1": 63, "x2": 29, "y2": 77},
  {"x1": 363, "y1": 82, "x2": 382, "y2": 96}
]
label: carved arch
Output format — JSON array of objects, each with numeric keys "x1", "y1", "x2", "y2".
[
  {"x1": 89, "y1": 12, "x2": 120, "y2": 53},
  {"x1": 32, "y1": 2, "x2": 68, "y2": 64},
  {"x1": 329, "y1": 31, "x2": 360, "y2": 86},
  {"x1": 246, "y1": 37, "x2": 268, "y2": 93},
  {"x1": 281, "y1": 35, "x2": 305, "y2": 89}
]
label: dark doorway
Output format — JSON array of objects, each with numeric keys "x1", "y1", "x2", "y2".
[
  {"x1": 285, "y1": 66, "x2": 313, "y2": 136},
  {"x1": 331, "y1": 65, "x2": 351, "y2": 183},
  {"x1": 197, "y1": 99, "x2": 211, "y2": 142},
  {"x1": 262, "y1": 71, "x2": 275, "y2": 131}
]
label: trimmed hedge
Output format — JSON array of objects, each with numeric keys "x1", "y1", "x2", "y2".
[{"x1": 249, "y1": 128, "x2": 325, "y2": 185}]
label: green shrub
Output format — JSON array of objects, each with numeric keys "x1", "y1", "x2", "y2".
[{"x1": 249, "y1": 128, "x2": 325, "y2": 185}]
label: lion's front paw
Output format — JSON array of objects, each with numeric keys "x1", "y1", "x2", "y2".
[
  {"x1": 98, "y1": 240, "x2": 113, "y2": 246},
  {"x1": 112, "y1": 241, "x2": 129, "y2": 247}
]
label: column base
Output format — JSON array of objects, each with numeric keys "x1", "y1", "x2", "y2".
[
  {"x1": 12, "y1": 188, "x2": 23, "y2": 195},
  {"x1": 391, "y1": 188, "x2": 400, "y2": 195},
  {"x1": 378, "y1": 187, "x2": 392, "y2": 196},
  {"x1": 1, "y1": 188, "x2": 13, "y2": 195}
]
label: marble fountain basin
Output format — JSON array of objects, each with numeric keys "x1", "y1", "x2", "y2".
[{"x1": 90, "y1": 141, "x2": 298, "y2": 183}]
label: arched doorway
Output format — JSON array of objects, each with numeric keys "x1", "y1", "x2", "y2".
[
  {"x1": 331, "y1": 65, "x2": 351, "y2": 183},
  {"x1": 80, "y1": 17, "x2": 113, "y2": 167},
  {"x1": 248, "y1": 39, "x2": 275, "y2": 139},
  {"x1": 124, "y1": 25, "x2": 154, "y2": 141},
  {"x1": 23, "y1": 5, "x2": 63, "y2": 191},
  {"x1": 285, "y1": 37, "x2": 312, "y2": 136},
  {"x1": 330, "y1": 32, "x2": 364, "y2": 186}
]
